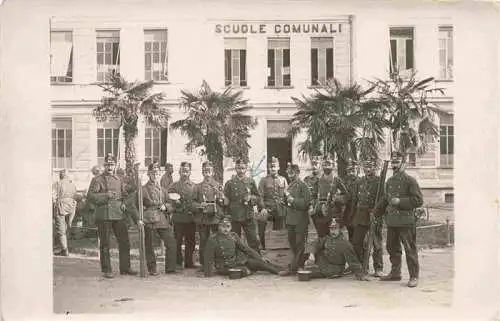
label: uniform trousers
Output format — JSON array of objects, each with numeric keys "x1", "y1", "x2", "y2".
[
  {"x1": 197, "y1": 223, "x2": 218, "y2": 265},
  {"x1": 96, "y1": 219, "x2": 131, "y2": 273},
  {"x1": 287, "y1": 223, "x2": 308, "y2": 272},
  {"x1": 231, "y1": 218, "x2": 260, "y2": 252},
  {"x1": 352, "y1": 223, "x2": 384, "y2": 272},
  {"x1": 144, "y1": 224, "x2": 177, "y2": 272},
  {"x1": 173, "y1": 221, "x2": 196, "y2": 267},
  {"x1": 386, "y1": 226, "x2": 419, "y2": 278}
]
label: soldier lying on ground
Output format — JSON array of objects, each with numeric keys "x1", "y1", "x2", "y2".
[
  {"x1": 301, "y1": 218, "x2": 370, "y2": 281},
  {"x1": 203, "y1": 216, "x2": 283, "y2": 278}
]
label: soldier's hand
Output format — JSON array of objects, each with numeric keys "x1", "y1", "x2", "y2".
[
  {"x1": 120, "y1": 203, "x2": 126, "y2": 211},
  {"x1": 165, "y1": 204, "x2": 174, "y2": 213},
  {"x1": 137, "y1": 220, "x2": 144, "y2": 226},
  {"x1": 286, "y1": 196, "x2": 294, "y2": 204},
  {"x1": 308, "y1": 205, "x2": 314, "y2": 216},
  {"x1": 305, "y1": 254, "x2": 315, "y2": 266},
  {"x1": 107, "y1": 191, "x2": 116, "y2": 199},
  {"x1": 160, "y1": 204, "x2": 167, "y2": 211},
  {"x1": 321, "y1": 204, "x2": 328, "y2": 216},
  {"x1": 390, "y1": 197, "x2": 400, "y2": 205},
  {"x1": 260, "y1": 208, "x2": 268, "y2": 217}
]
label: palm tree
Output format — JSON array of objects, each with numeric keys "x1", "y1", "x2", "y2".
[
  {"x1": 170, "y1": 80, "x2": 257, "y2": 183},
  {"x1": 288, "y1": 79, "x2": 386, "y2": 177},
  {"x1": 93, "y1": 71, "x2": 169, "y2": 179},
  {"x1": 369, "y1": 69, "x2": 445, "y2": 158}
]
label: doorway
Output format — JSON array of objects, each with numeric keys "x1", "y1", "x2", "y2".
[{"x1": 267, "y1": 137, "x2": 292, "y2": 180}]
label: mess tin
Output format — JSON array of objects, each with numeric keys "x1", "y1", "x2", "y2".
[
  {"x1": 228, "y1": 268, "x2": 243, "y2": 279},
  {"x1": 297, "y1": 270, "x2": 312, "y2": 282}
]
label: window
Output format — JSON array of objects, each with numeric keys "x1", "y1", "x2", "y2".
[
  {"x1": 52, "y1": 118, "x2": 72, "y2": 169},
  {"x1": 50, "y1": 31, "x2": 73, "y2": 83},
  {"x1": 97, "y1": 126, "x2": 120, "y2": 165},
  {"x1": 311, "y1": 37, "x2": 334, "y2": 86},
  {"x1": 389, "y1": 27, "x2": 414, "y2": 76},
  {"x1": 224, "y1": 38, "x2": 247, "y2": 87},
  {"x1": 144, "y1": 29, "x2": 168, "y2": 81},
  {"x1": 440, "y1": 114, "x2": 454, "y2": 168},
  {"x1": 145, "y1": 126, "x2": 168, "y2": 166},
  {"x1": 438, "y1": 26, "x2": 453, "y2": 80},
  {"x1": 96, "y1": 30, "x2": 120, "y2": 82},
  {"x1": 267, "y1": 38, "x2": 291, "y2": 87}
]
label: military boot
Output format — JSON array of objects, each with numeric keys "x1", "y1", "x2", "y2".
[
  {"x1": 407, "y1": 277, "x2": 419, "y2": 288},
  {"x1": 379, "y1": 273, "x2": 402, "y2": 281}
]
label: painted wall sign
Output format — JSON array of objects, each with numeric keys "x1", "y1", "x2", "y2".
[{"x1": 215, "y1": 23, "x2": 343, "y2": 35}]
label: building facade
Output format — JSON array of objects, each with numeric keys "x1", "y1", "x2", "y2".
[{"x1": 49, "y1": 2, "x2": 454, "y2": 203}]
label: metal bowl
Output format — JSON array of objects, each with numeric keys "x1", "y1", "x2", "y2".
[
  {"x1": 297, "y1": 270, "x2": 312, "y2": 282},
  {"x1": 228, "y1": 268, "x2": 243, "y2": 279}
]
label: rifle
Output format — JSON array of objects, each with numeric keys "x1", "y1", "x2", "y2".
[
  {"x1": 134, "y1": 163, "x2": 147, "y2": 278},
  {"x1": 363, "y1": 160, "x2": 389, "y2": 273}
]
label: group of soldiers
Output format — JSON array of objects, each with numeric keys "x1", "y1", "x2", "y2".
[{"x1": 56, "y1": 150, "x2": 424, "y2": 288}]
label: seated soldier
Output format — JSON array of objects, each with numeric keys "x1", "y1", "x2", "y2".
[
  {"x1": 301, "y1": 218, "x2": 370, "y2": 281},
  {"x1": 203, "y1": 216, "x2": 283, "y2": 278}
]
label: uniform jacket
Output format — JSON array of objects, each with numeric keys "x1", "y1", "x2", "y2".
[
  {"x1": 192, "y1": 178, "x2": 225, "y2": 225},
  {"x1": 168, "y1": 179, "x2": 196, "y2": 223},
  {"x1": 342, "y1": 174, "x2": 359, "y2": 226},
  {"x1": 284, "y1": 179, "x2": 312, "y2": 226},
  {"x1": 258, "y1": 174, "x2": 288, "y2": 215},
  {"x1": 352, "y1": 175, "x2": 380, "y2": 226},
  {"x1": 312, "y1": 174, "x2": 348, "y2": 220},
  {"x1": 204, "y1": 232, "x2": 262, "y2": 276},
  {"x1": 224, "y1": 175, "x2": 262, "y2": 222},
  {"x1": 160, "y1": 174, "x2": 173, "y2": 190},
  {"x1": 306, "y1": 233, "x2": 364, "y2": 278},
  {"x1": 303, "y1": 174, "x2": 320, "y2": 200},
  {"x1": 52, "y1": 178, "x2": 77, "y2": 216},
  {"x1": 375, "y1": 171, "x2": 423, "y2": 227},
  {"x1": 141, "y1": 180, "x2": 172, "y2": 228},
  {"x1": 87, "y1": 174, "x2": 127, "y2": 221}
]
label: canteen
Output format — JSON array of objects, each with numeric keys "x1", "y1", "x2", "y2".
[
  {"x1": 297, "y1": 270, "x2": 312, "y2": 282},
  {"x1": 228, "y1": 268, "x2": 243, "y2": 279}
]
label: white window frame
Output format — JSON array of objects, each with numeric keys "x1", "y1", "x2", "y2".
[
  {"x1": 439, "y1": 115, "x2": 454, "y2": 168},
  {"x1": 144, "y1": 126, "x2": 164, "y2": 166},
  {"x1": 96, "y1": 123, "x2": 120, "y2": 165},
  {"x1": 438, "y1": 26, "x2": 453, "y2": 80},
  {"x1": 52, "y1": 118, "x2": 73, "y2": 169},
  {"x1": 50, "y1": 30, "x2": 73, "y2": 84},
  {"x1": 267, "y1": 38, "x2": 291, "y2": 88},
  {"x1": 310, "y1": 37, "x2": 334, "y2": 86},
  {"x1": 224, "y1": 38, "x2": 247, "y2": 87},
  {"x1": 96, "y1": 30, "x2": 120, "y2": 82},
  {"x1": 144, "y1": 29, "x2": 168, "y2": 82},
  {"x1": 389, "y1": 27, "x2": 414, "y2": 77}
]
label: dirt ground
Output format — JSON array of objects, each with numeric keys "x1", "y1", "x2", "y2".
[{"x1": 53, "y1": 247, "x2": 453, "y2": 315}]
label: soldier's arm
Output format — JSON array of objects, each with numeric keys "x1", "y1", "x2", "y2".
[
  {"x1": 305, "y1": 238, "x2": 320, "y2": 255},
  {"x1": 335, "y1": 177, "x2": 348, "y2": 195},
  {"x1": 291, "y1": 182, "x2": 312, "y2": 211},
  {"x1": 373, "y1": 183, "x2": 388, "y2": 218},
  {"x1": 87, "y1": 178, "x2": 109, "y2": 205},
  {"x1": 342, "y1": 241, "x2": 365, "y2": 277},
  {"x1": 191, "y1": 184, "x2": 202, "y2": 211},
  {"x1": 398, "y1": 177, "x2": 424, "y2": 210},
  {"x1": 251, "y1": 180, "x2": 264, "y2": 210},
  {"x1": 203, "y1": 237, "x2": 216, "y2": 277}
]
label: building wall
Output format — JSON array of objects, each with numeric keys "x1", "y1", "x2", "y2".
[{"x1": 48, "y1": 0, "x2": 455, "y2": 199}]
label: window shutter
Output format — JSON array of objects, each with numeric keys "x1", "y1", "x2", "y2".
[
  {"x1": 267, "y1": 49, "x2": 275, "y2": 86},
  {"x1": 390, "y1": 39, "x2": 397, "y2": 72},
  {"x1": 405, "y1": 39, "x2": 414, "y2": 69},
  {"x1": 326, "y1": 48, "x2": 334, "y2": 80},
  {"x1": 224, "y1": 49, "x2": 232, "y2": 86},
  {"x1": 311, "y1": 48, "x2": 318, "y2": 85},
  {"x1": 240, "y1": 50, "x2": 247, "y2": 86}
]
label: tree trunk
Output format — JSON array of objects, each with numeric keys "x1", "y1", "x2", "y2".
[
  {"x1": 206, "y1": 133, "x2": 224, "y2": 184},
  {"x1": 123, "y1": 125, "x2": 137, "y2": 182}
]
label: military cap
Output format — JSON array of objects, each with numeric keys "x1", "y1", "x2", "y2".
[
  {"x1": 328, "y1": 218, "x2": 338, "y2": 228},
  {"x1": 147, "y1": 162, "x2": 160, "y2": 171},
  {"x1": 362, "y1": 157, "x2": 378, "y2": 167},
  {"x1": 322, "y1": 155, "x2": 334, "y2": 164},
  {"x1": 219, "y1": 216, "x2": 232, "y2": 224},
  {"x1": 310, "y1": 155, "x2": 322, "y2": 163},
  {"x1": 180, "y1": 161, "x2": 192, "y2": 169},
  {"x1": 235, "y1": 158, "x2": 248, "y2": 165},
  {"x1": 202, "y1": 161, "x2": 214, "y2": 169},
  {"x1": 346, "y1": 160, "x2": 358, "y2": 169},
  {"x1": 269, "y1": 156, "x2": 279, "y2": 165},
  {"x1": 104, "y1": 153, "x2": 116, "y2": 164}
]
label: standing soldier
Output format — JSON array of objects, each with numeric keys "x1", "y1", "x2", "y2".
[
  {"x1": 351, "y1": 158, "x2": 384, "y2": 277},
  {"x1": 87, "y1": 154, "x2": 138, "y2": 278},
  {"x1": 343, "y1": 160, "x2": 360, "y2": 243},
  {"x1": 311, "y1": 155, "x2": 347, "y2": 237},
  {"x1": 160, "y1": 163, "x2": 174, "y2": 190},
  {"x1": 168, "y1": 162, "x2": 197, "y2": 269},
  {"x1": 375, "y1": 151, "x2": 423, "y2": 288},
  {"x1": 84, "y1": 165, "x2": 102, "y2": 234},
  {"x1": 141, "y1": 162, "x2": 177, "y2": 275},
  {"x1": 203, "y1": 216, "x2": 282, "y2": 278},
  {"x1": 52, "y1": 169, "x2": 77, "y2": 256},
  {"x1": 223, "y1": 159, "x2": 261, "y2": 252},
  {"x1": 278, "y1": 164, "x2": 312, "y2": 276},
  {"x1": 303, "y1": 155, "x2": 322, "y2": 201},
  {"x1": 192, "y1": 161, "x2": 227, "y2": 268},
  {"x1": 257, "y1": 156, "x2": 288, "y2": 250}
]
